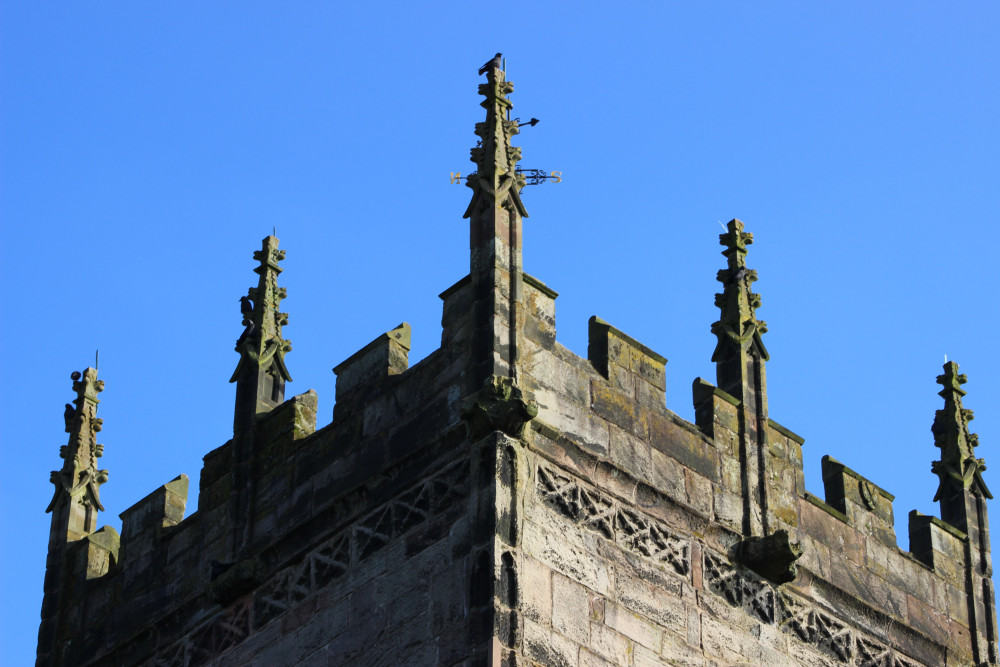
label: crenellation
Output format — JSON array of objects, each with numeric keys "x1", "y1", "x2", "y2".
[
  {"x1": 521, "y1": 273, "x2": 558, "y2": 352},
  {"x1": 196, "y1": 440, "x2": 232, "y2": 514},
  {"x1": 79, "y1": 525, "x2": 119, "y2": 581},
  {"x1": 37, "y1": 57, "x2": 994, "y2": 667},
  {"x1": 332, "y1": 322, "x2": 411, "y2": 413},
  {"x1": 909, "y1": 510, "x2": 968, "y2": 583},
  {"x1": 691, "y1": 376, "x2": 739, "y2": 441},
  {"x1": 822, "y1": 455, "x2": 897, "y2": 547},
  {"x1": 588, "y1": 316, "x2": 667, "y2": 414},
  {"x1": 118, "y1": 475, "x2": 189, "y2": 567}
]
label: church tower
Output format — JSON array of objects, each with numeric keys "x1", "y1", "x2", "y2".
[{"x1": 37, "y1": 57, "x2": 996, "y2": 667}]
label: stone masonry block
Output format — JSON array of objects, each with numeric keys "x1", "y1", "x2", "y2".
[
  {"x1": 521, "y1": 347, "x2": 589, "y2": 407},
  {"x1": 523, "y1": 273, "x2": 558, "y2": 347},
  {"x1": 580, "y1": 647, "x2": 617, "y2": 667},
  {"x1": 552, "y1": 572, "x2": 591, "y2": 645},
  {"x1": 200, "y1": 440, "x2": 232, "y2": 492},
  {"x1": 592, "y1": 381, "x2": 647, "y2": 439},
  {"x1": 521, "y1": 555, "x2": 553, "y2": 625},
  {"x1": 684, "y1": 469, "x2": 714, "y2": 519},
  {"x1": 119, "y1": 474, "x2": 189, "y2": 563},
  {"x1": 829, "y1": 554, "x2": 908, "y2": 621},
  {"x1": 588, "y1": 621, "x2": 635, "y2": 665},
  {"x1": 905, "y1": 592, "x2": 951, "y2": 647},
  {"x1": 255, "y1": 389, "x2": 319, "y2": 449},
  {"x1": 615, "y1": 574, "x2": 687, "y2": 637},
  {"x1": 334, "y1": 323, "x2": 411, "y2": 401},
  {"x1": 648, "y1": 411, "x2": 720, "y2": 484},
  {"x1": 523, "y1": 618, "x2": 565, "y2": 667},
  {"x1": 603, "y1": 601, "x2": 663, "y2": 652},
  {"x1": 909, "y1": 511, "x2": 967, "y2": 587},
  {"x1": 533, "y1": 387, "x2": 610, "y2": 458},
  {"x1": 822, "y1": 455, "x2": 896, "y2": 547},
  {"x1": 588, "y1": 316, "x2": 667, "y2": 404},
  {"x1": 648, "y1": 447, "x2": 687, "y2": 505},
  {"x1": 658, "y1": 629, "x2": 705, "y2": 666},
  {"x1": 609, "y1": 425, "x2": 653, "y2": 487},
  {"x1": 79, "y1": 525, "x2": 119, "y2": 581},
  {"x1": 692, "y1": 377, "x2": 739, "y2": 440},
  {"x1": 700, "y1": 615, "x2": 764, "y2": 664},
  {"x1": 800, "y1": 495, "x2": 865, "y2": 566},
  {"x1": 523, "y1": 519, "x2": 613, "y2": 595}
]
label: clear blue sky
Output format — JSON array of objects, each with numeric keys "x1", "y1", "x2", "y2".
[{"x1": 2, "y1": 4, "x2": 998, "y2": 664}]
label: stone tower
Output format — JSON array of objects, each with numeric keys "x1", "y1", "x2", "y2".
[{"x1": 37, "y1": 58, "x2": 996, "y2": 666}]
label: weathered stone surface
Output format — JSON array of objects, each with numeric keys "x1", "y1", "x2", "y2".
[{"x1": 37, "y1": 60, "x2": 991, "y2": 667}]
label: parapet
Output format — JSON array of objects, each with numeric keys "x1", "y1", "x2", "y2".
[
  {"x1": 588, "y1": 315, "x2": 667, "y2": 412},
  {"x1": 119, "y1": 474, "x2": 189, "y2": 564},
  {"x1": 36, "y1": 62, "x2": 994, "y2": 667},
  {"x1": 332, "y1": 322, "x2": 410, "y2": 419},
  {"x1": 821, "y1": 455, "x2": 896, "y2": 547}
]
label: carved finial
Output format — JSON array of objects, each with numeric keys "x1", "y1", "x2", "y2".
[
  {"x1": 231, "y1": 236, "x2": 293, "y2": 434},
  {"x1": 464, "y1": 56, "x2": 528, "y2": 221},
  {"x1": 932, "y1": 361, "x2": 991, "y2": 502},
  {"x1": 711, "y1": 219, "x2": 768, "y2": 366},
  {"x1": 46, "y1": 367, "x2": 108, "y2": 536}
]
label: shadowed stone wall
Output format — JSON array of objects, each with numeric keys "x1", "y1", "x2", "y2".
[{"x1": 37, "y1": 59, "x2": 994, "y2": 667}]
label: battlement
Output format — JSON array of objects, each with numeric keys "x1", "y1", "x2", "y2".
[{"x1": 37, "y1": 60, "x2": 995, "y2": 667}]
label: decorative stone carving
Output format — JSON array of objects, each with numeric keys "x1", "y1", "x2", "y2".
[
  {"x1": 231, "y1": 235, "x2": 293, "y2": 434},
  {"x1": 536, "y1": 464, "x2": 689, "y2": 577},
  {"x1": 209, "y1": 558, "x2": 261, "y2": 606},
  {"x1": 711, "y1": 219, "x2": 769, "y2": 365},
  {"x1": 931, "y1": 361, "x2": 990, "y2": 502},
  {"x1": 463, "y1": 64, "x2": 527, "y2": 220},
  {"x1": 187, "y1": 598, "x2": 252, "y2": 665},
  {"x1": 780, "y1": 593, "x2": 852, "y2": 663},
  {"x1": 704, "y1": 548, "x2": 927, "y2": 666},
  {"x1": 860, "y1": 479, "x2": 879, "y2": 511},
  {"x1": 735, "y1": 528, "x2": 802, "y2": 584},
  {"x1": 45, "y1": 368, "x2": 109, "y2": 533},
  {"x1": 152, "y1": 459, "x2": 469, "y2": 666},
  {"x1": 462, "y1": 375, "x2": 538, "y2": 441},
  {"x1": 704, "y1": 549, "x2": 775, "y2": 624}
]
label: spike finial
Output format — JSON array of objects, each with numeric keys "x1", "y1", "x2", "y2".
[
  {"x1": 231, "y1": 235, "x2": 292, "y2": 434},
  {"x1": 932, "y1": 361, "x2": 991, "y2": 502},
  {"x1": 463, "y1": 57, "x2": 528, "y2": 221},
  {"x1": 711, "y1": 219, "x2": 768, "y2": 370},
  {"x1": 46, "y1": 367, "x2": 108, "y2": 538}
]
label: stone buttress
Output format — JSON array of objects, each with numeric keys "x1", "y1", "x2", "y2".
[
  {"x1": 38, "y1": 368, "x2": 115, "y2": 667},
  {"x1": 927, "y1": 361, "x2": 996, "y2": 664},
  {"x1": 460, "y1": 57, "x2": 538, "y2": 665},
  {"x1": 36, "y1": 59, "x2": 997, "y2": 667}
]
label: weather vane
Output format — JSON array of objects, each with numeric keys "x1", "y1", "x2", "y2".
[
  {"x1": 450, "y1": 166, "x2": 563, "y2": 191},
  {"x1": 450, "y1": 116, "x2": 561, "y2": 191},
  {"x1": 452, "y1": 56, "x2": 562, "y2": 191}
]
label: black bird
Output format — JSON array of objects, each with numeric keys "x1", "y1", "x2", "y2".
[
  {"x1": 239, "y1": 296, "x2": 253, "y2": 322},
  {"x1": 726, "y1": 268, "x2": 748, "y2": 286},
  {"x1": 64, "y1": 403, "x2": 75, "y2": 423},
  {"x1": 478, "y1": 53, "x2": 502, "y2": 75}
]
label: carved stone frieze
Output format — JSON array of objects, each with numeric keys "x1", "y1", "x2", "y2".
[
  {"x1": 704, "y1": 549, "x2": 775, "y2": 624},
  {"x1": 536, "y1": 464, "x2": 689, "y2": 577},
  {"x1": 152, "y1": 459, "x2": 468, "y2": 666},
  {"x1": 704, "y1": 548, "x2": 926, "y2": 667}
]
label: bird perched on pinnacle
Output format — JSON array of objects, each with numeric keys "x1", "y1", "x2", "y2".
[
  {"x1": 239, "y1": 295, "x2": 253, "y2": 324},
  {"x1": 726, "y1": 267, "x2": 748, "y2": 286},
  {"x1": 478, "y1": 53, "x2": 502, "y2": 75}
]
